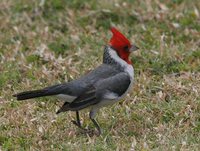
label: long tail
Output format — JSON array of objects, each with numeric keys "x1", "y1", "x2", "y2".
[
  {"x1": 13, "y1": 84, "x2": 69, "y2": 101},
  {"x1": 13, "y1": 89, "x2": 54, "y2": 100}
]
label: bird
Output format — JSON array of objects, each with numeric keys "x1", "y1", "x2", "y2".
[{"x1": 13, "y1": 27, "x2": 139, "y2": 135}]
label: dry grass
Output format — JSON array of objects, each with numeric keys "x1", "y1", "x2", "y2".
[{"x1": 0, "y1": 0, "x2": 200, "y2": 150}]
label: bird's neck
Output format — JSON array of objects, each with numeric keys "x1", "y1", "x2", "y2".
[{"x1": 103, "y1": 46, "x2": 131, "y2": 69}]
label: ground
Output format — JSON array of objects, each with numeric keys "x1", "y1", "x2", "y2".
[{"x1": 0, "y1": 0, "x2": 200, "y2": 150}]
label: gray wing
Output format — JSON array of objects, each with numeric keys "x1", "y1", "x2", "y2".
[
  {"x1": 43, "y1": 64, "x2": 121, "y2": 97},
  {"x1": 95, "y1": 72, "x2": 131, "y2": 99},
  {"x1": 58, "y1": 72, "x2": 131, "y2": 112}
]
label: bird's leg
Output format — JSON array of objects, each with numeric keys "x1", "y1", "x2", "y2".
[
  {"x1": 75, "y1": 111, "x2": 81, "y2": 127},
  {"x1": 89, "y1": 110, "x2": 102, "y2": 135},
  {"x1": 71, "y1": 111, "x2": 82, "y2": 128},
  {"x1": 72, "y1": 111, "x2": 92, "y2": 133},
  {"x1": 72, "y1": 110, "x2": 102, "y2": 136},
  {"x1": 90, "y1": 118, "x2": 102, "y2": 135}
]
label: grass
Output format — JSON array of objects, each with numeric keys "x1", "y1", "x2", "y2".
[{"x1": 0, "y1": 0, "x2": 200, "y2": 150}]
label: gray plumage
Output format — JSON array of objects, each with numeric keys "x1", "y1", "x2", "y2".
[
  {"x1": 14, "y1": 46, "x2": 131, "y2": 105},
  {"x1": 13, "y1": 45, "x2": 134, "y2": 135},
  {"x1": 57, "y1": 72, "x2": 130, "y2": 112}
]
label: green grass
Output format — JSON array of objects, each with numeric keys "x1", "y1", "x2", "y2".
[{"x1": 0, "y1": 0, "x2": 200, "y2": 150}]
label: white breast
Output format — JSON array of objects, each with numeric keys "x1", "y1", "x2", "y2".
[
  {"x1": 108, "y1": 47, "x2": 134, "y2": 79},
  {"x1": 105, "y1": 47, "x2": 134, "y2": 99}
]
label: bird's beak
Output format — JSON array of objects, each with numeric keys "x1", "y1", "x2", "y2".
[{"x1": 130, "y1": 45, "x2": 139, "y2": 52}]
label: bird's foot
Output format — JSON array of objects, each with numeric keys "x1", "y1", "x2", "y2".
[
  {"x1": 80, "y1": 128, "x2": 100, "y2": 136},
  {"x1": 71, "y1": 120, "x2": 101, "y2": 136},
  {"x1": 80, "y1": 127, "x2": 102, "y2": 136},
  {"x1": 71, "y1": 120, "x2": 82, "y2": 129}
]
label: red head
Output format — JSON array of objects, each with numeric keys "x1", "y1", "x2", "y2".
[{"x1": 109, "y1": 27, "x2": 138, "y2": 64}]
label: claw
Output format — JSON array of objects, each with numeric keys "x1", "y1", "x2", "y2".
[
  {"x1": 72, "y1": 111, "x2": 102, "y2": 136},
  {"x1": 71, "y1": 120, "x2": 81, "y2": 127}
]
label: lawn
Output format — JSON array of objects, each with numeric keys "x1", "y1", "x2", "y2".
[{"x1": 0, "y1": 0, "x2": 200, "y2": 150}]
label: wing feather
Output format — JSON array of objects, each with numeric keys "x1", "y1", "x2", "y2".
[{"x1": 57, "y1": 72, "x2": 131, "y2": 113}]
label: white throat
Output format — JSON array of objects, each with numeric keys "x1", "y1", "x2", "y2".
[{"x1": 108, "y1": 47, "x2": 134, "y2": 78}]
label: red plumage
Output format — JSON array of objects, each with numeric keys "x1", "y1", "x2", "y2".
[
  {"x1": 109, "y1": 27, "x2": 131, "y2": 50},
  {"x1": 109, "y1": 27, "x2": 132, "y2": 64}
]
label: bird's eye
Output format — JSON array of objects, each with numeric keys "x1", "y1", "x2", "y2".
[{"x1": 124, "y1": 45, "x2": 129, "y2": 51}]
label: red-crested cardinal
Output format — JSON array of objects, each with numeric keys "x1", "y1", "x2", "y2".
[{"x1": 13, "y1": 27, "x2": 139, "y2": 135}]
